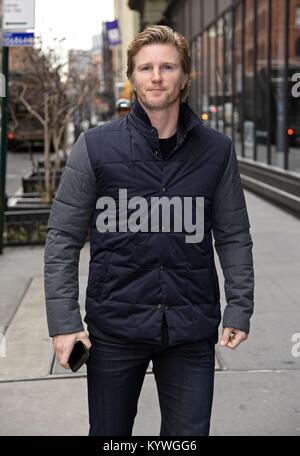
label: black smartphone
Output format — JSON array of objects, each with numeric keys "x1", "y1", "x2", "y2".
[{"x1": 68, "y1": 340, "x2": 90, "y2": 372}]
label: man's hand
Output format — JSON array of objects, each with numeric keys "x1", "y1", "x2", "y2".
[
  {"x1": 219, "y1": 327, "x2": 248, "y2": 349},
  {"x1": 52, "y1": 331, "x2": 91, "y2": 369}
]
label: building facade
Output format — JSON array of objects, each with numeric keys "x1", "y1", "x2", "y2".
[
  {"x1": 129, "y1": 0, "x2": 300, "y2": 172},
  {"x1": 165, "y1": 0, "x2": 300, "y2": 172},
  {"x1": 114, "y1": 0, "x2": 140, "y2": 100}
]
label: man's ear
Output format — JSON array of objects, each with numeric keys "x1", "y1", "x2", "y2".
[{"x1": 181, "y1": 76, "x2": 189, "y2": 90}]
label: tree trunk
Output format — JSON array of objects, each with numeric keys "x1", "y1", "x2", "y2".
[
  {"x1": 51, "y1": 133, "x2": 61, "y2": 192},
  {"x1": 44, "y1": 94, "x2": 52, "y2": 203},
  {"x1": 62, "y1": 125, "x2": 68, "y2": 160}
]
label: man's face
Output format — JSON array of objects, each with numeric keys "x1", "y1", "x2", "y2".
[{"x1": 131, "y1": 43, "x2": 188, "y2": 111}]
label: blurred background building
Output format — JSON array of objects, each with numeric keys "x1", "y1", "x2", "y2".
[
  {"x1": 2, "y1": 0, "x2": 300, "y2": 174},
  {"x1": 128, "y1": 0, "x2": 300, "y2": 174},
  {"x1": 0, "y1": 0, "x2": 2, "y2": 70},
  {"x1": 113, "y1": 0, "x2": 140, "y2": 101},
  {"x1": 1, "y1": 1, "x2": 299, "y2": 245}
]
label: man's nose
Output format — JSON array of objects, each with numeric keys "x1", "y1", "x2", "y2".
[{"x1": 151, "y1": 68, "x2": 163, "y2": 82}]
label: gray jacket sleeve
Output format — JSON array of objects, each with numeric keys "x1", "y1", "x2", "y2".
[
  {"x1": 44, "y1": 133, "x2": 96, "y2": 337},
  {"x1": 212, "y1": 142, "x2": 254, "y2": 333}
]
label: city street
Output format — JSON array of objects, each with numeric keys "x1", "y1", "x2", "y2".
[
  {"x1": 0, "y1": 190, "x2": 300, "y2": 435},
  {"x1": 6, "y1": 150, "x2": 43, "y2": 196},
  {"x1": 0, "y1": 0, "x2": 300, "y2": 439}
]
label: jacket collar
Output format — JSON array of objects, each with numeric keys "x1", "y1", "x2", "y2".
[
  {"x1": 127, "y1": 99, "x2": 202, "y2": 143},
  {"x1": 132, "y1": 99, "x2": 152, "y2": 126}
]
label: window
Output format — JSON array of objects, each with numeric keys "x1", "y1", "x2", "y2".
[
  {"x1": 297, "y1": 37, "x2": 300, "y2": 56},
  {"x1": 296, "y1": 6, "x2": 300, "y2": 28}
]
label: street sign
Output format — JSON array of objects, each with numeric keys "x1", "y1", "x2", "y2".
[
  {"x1": 105, "y1": 20, "x2": 122, "y2": 47},
  {"x1": 3, "y1": 0, "x2": 35, "y2": 31},
  {"x1": 2, "y1": 32, "x2": 35, "y2": 47}
]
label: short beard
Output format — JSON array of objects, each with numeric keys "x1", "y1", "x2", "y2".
[{"x1": 139, "y1": 91, "x2": 181, "y2": 112}]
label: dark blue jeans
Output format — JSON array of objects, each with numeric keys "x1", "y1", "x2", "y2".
[{"x1": 86, "y1": 317, "x2": 215, "y2": 436}]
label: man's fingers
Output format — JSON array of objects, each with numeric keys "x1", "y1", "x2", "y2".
[
  {"x1": 52, "y1": 331, "x2": 91, "y2": 369},
  {"x1": 57, "y1": 352, "x2": 71, "y2": 369},
  {"x1": 220, "y1": 327, "x2": 233, "y2": 346},
  {"x1": 56, "y1": 347, "x2": 72, "y2": 368},
  {"x1": 77, "y1": 335, "x2": 92, "y2": 350},
  {"x1": 53, "y1": 341, "x2": 74, "y2": 369},
  {"x1": 57, "y1": 351, "x2": 71, "y2": 368},
  {"x1": 221, "y1": 329, "x2": 248, "y2": 349},
  {"x1": 226, "y1": 333, "x2": 244, "y2": 349}
]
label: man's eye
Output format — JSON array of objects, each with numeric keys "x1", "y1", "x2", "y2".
[
  {"x1": 141, "y1": 66, "x2": 151, "y2": 71},
  {"x1": 162, "y1": 65, "x2": 173, "y2": 70}
]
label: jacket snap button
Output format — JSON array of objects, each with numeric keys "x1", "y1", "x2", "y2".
[
  {"x1": 158, "y1": 303, "x2": 162, "y2": 308},
  {"x1": 160, "y1": 264, "x2": 164, "y2": 270},
  {"x1": 155, "y1": 150, "x2": 159, "y2": 156},
  {"x1": 162, "y1": 187, "x2": 166, "y2": 192}
]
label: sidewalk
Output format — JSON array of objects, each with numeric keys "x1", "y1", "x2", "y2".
[{"x1": 0, "y1": 190, "x2": 299, "y2": 435}]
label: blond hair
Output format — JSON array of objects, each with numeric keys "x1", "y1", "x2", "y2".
[{"x1": 127, "y1": 25, "x2": 191, "y2": 102}]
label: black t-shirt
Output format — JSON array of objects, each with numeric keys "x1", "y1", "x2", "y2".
[
  {"x1": 132, "y1": 101, "x2": 178, "y2": 159},
  {"x1": 159, "y1": 132, "x2": 177, "y2": 160}
]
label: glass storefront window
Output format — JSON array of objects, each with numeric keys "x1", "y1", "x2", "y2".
[
  {"x1": 190, "y1": 39, "x2": 198, "y2": 114},
  {"x1": 189, "y1": 35, "x2": 203, "y2": 119},
  {"x1": 289, "y1": 0, "x2": 300, "y2": 172},
  {"x1": 175, "y1": 0, "x2": 299, "y2": 174},
  {"x1": 271, "y1": 0, "x2": 287, "y2": 168},
  {"x1": 216, "y1": 18, "x2": 225, "y2": 133},
  {"x1": 244, "y1": 0, "x2": 255, "y2": 159},
  {"x1": 208, "y1": 26, "x2": 217, "y2": 129},
  {"x1": 202, "y1": 31, "x2": 209, "y2": 122},
  {"x1": 196, "y1": 35, "x2": 202, "y2": 116},
  {"x1": 224, "y1": 10, "x2": 233, "y2": 138},
  {"x1": 255, "y1": 0, "x2": 269, "y2": 164},
  {"x1": 233, "y1": 1, "x2": 243, "y2": 156}
]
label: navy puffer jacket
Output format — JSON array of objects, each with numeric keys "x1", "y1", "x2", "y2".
[{"x1": 44, "y1": 102, "x2": 254, "y2": 346}]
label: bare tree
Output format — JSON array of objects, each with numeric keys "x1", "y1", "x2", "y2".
[
  {"x1": 50, "y1": 67, "x2": 98, "y2": 191},
  {"x1": 10, "y1": 44, "x2": 98, "y2": 202}
]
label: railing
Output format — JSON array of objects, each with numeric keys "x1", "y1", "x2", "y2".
[{"x1": 238, "y1": 158, "x2": 300, "y2": 218}]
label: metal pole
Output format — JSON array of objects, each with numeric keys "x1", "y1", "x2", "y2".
[
  {"x1": 200, "y1": 0, "x2": 204, "y2": 115},
  {"x1": 222, "y1": 15, "x2": 226, "y2": 133},
  {"x1": 0, "y1": 45, "x2": 9, "y2": 255},
  {"x1": 241, "y1": 0, "x2": 245, "y2": 157},
  {"x1": 266, "y1": 0, "x2": 272, "y2": 165},
  {"x1": 231, "y1": 7, "x2": 235, "y2": 142},
  {"x1": 253, "y1": 0, "x2": 257, "y2": 161},
  {"x1": 283, "y1": 0, "x2": 289, "y2": 170},
  {"x1": 215, "y1": 0, "x2": 219, "y2": 129}
]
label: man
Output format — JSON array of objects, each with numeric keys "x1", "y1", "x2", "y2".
[
  {"x1": 115, "y1": 98, "x2": 132, "y2": 118},
  {"x1": 44, "y1": 25, "x2": 254, "y2": 436}
]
